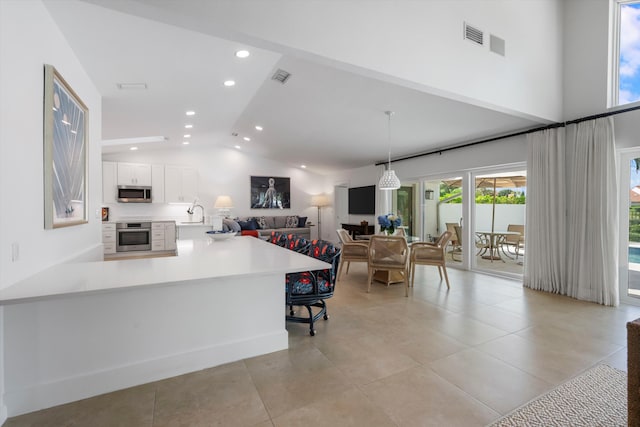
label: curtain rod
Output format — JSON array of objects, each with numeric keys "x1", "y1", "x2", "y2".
[{"x1": 375, "y1": 103, "x2": 640, "y2": 166}]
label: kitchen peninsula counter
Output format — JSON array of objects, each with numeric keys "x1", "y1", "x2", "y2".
[
  {"x1": 0, "y1": 236, "x2": 327, "y2": 304},
  {"x1": 1, "y1": 237, "x2": 330, "y2": 417}
]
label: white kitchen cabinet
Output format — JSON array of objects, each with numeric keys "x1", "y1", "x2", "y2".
[
  {"x1": 151, "y1": 221, "x2": 176, "y2": 251},
  {"x1": 151, "y1": 222, "x2": 165, "y2": 251},
  {"x1": 102, "y1": 161, "x2": 117, "y2": 204},
  {"x1": 102, "y1": 223, "x2": 116, "y2": 255},
  {"x1": 151, "y1": 164, "x2": 165, "y2": 203},
  {"x1": 164, "y1": 166, "x2": 198, "y2": 203},
  {"x1": 165, "y1": 222, "x2": 177, "y2": 250},
  {"x1": 117, "y1": 162, "x2": 152, "y2": 186}
]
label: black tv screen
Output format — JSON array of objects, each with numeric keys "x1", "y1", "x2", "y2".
[{"x1": 348, "y1": 185, "x2": 376, "y2": 215}]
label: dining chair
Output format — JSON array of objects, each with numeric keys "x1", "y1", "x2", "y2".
[
  {"x1": 409, "y1": 231, "x2": 452, "y2": 289},
  {"x1": 367, "y1": 235, "x2": 409, "y2": 296},
  {"x1": 335, "y1": 229, "x2": 370, "y2": 280}
]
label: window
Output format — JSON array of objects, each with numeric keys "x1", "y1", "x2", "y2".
[{"x1": 611, "y1": 1, "x2": 640, "y2": 107}]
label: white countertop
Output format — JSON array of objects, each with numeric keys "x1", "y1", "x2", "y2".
[{"x1": 0, "y1": 237, "x2": 331, "y2": 304}]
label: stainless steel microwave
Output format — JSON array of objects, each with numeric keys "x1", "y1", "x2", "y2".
[{"x1": 117, "y1": 185, "x2": 152, "y2": 203}]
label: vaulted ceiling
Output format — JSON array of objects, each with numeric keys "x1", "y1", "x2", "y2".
[{"x1": 46, "y1": 0, "x2": 548, "y2": 174}]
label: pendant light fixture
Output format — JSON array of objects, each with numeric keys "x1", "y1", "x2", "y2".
[{"x1": 379, "y1": 110, "x2": 401, "y2": 190}]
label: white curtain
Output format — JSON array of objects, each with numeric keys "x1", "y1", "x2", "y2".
[
  {"x1": 525, "y1": 127, "x2": 566, "y2": 293},
  {"x1": 525, "y1": 117, "x2": 619, "y2": 306},
  {"x1": 565, "y1": 118, "x2": 618, "y2": 305}
]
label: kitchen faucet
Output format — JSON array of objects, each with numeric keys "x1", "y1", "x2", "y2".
[{"x1": 187, "y1": 199, "x2": 205, "y2": 223}]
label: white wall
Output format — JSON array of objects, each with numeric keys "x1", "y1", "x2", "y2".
[
  {"x1": 0, "y1": 0, "x2": 103, "y2": 291},
  {"x1": 0, "y1": 0, "x2": 102, "y2": 422},
  {"x1": 102, "y1": 147, "x2": 329, "y2": 235}
]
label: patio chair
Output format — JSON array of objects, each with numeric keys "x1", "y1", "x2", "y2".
[
  {"x1": 336, "y1": 229, "x2": 369, "y2": 280},
  {"x1": 452, "y1": 225, "x2": 491, "y2": 261},
  {"x1": 410, "y1": 231, "x2": 452, "y2": 289},
  {"x1": 503, "y1": 224, "x2": 525, "y2": 260},
  {"x1": 367, "y1": 235, "x2": 410, "y2": 296}
]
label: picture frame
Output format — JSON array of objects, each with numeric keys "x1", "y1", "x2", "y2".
[
  {"x1": 43, "y1": 64, "x2": 88, "y2": 229},
  {"x1": 250, "y1": 176, "x2": 290, "y2": 209}
]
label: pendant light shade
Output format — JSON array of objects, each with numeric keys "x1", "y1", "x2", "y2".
[
  {"x1": 379, "y1": 169, "x2": 401, "y2": 190},
  {"x1": 379, "y1": 110, "x2": 401, "y2": 190}
]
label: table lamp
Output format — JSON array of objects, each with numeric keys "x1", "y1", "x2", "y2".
[{"x1": 214, "y1": 195, "x2": 234, "y2": 218}]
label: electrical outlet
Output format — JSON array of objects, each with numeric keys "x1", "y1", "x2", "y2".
[{"x1": 11, "y1": 242, "x2": 19, "y2": 262}]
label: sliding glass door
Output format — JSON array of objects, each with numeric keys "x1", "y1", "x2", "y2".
[
  {"x1": 619, "y1": 149, "x2": 640, "y2": 304},
  {"x1": 472, "y1": 170, "x2": 526, "y2": 277}
]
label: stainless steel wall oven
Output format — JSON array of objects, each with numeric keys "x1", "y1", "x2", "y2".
[{"x1": 116, "y1": 222, "x2": 151, "y2": 252}]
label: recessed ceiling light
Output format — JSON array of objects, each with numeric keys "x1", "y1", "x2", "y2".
[
  {"x1": 130, "y1": 146, "x2": 138, "y2": 151},
  {"x1": 235, "y1": 50, "x2": 250, "y2": 58},
  {"x1": 182, "y1": 141, "x2": 190, "y2": 145},
  {"x1": 234, "y1": 145, "x2": 241, "y2": 149},
  {"x1": 301, "y1": 165, "x2": 307, "y2": 169},
  {"x1": 184, "y1": 124, "x2": 193, "y2": 129},
  {"x1": 243, "y1": 137, "x2": 251, "y2": 141},
  {"x1": 183, "y1": 134, "x2": 191, "y2": 138},
  {"x1": 255, "y1": 125, "x2": 263, "y2": 131},
  {"x1": 223, "y1": 80, "x2": 236, "y2": 87},
  {"x1": 186, "y1": 111, "x2": 195, "y2": 116}
]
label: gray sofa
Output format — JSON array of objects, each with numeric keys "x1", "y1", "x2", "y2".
[{"x1": 235, "y1": 215, "x2": 311, "y2": 240}]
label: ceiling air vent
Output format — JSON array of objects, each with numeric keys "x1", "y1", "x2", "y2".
[
  {"x1": 463, "y1": 22, "x2": 484, "y2": 46},
  {"x1": 490, "y1": 34, "x2": 506, "y2": 56},
  {"x1": 271, "y1": 69, "x2": 291, "y2": 84}
]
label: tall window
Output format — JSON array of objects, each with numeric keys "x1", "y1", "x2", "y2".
[{"x1": 612, "y1": 1, "x2": 640, "y2": 106}]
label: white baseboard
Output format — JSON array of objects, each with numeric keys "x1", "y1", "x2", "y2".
[{"x1": 5, "y1": 331, "x2": 287, "y2": 417}]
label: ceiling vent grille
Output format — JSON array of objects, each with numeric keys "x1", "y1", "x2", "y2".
[
  {"x1": 271, "y1": 69, "x2": 291, "y2": 84},
  {"x1": 463, "y1": 22, "x2": 484, "y2": 45}
]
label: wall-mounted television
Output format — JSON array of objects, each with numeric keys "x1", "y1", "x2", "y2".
[{"x1": 348, "y1": 185, "x2": 376, "y2": 215}]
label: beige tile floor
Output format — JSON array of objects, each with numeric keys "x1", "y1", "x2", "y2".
[{"x1": 5, "y1": 263, "x2": 639, "y2": 427}]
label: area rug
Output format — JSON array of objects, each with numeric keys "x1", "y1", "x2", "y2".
[{"x1": 488, "y1": 364, "x2": 627, "y2": 426}]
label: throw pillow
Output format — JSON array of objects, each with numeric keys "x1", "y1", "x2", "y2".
[
  {"x1": 223, "y1": 218, "x2": 241, "y2": 232},
  {"x1": 298, "y1": 216, "x2": 308, "y2": 227},
  {"x1": 238, "y1": 220, "x2": 257, "y2": 230},
  {"x1": 254, "y1": 216, "x2": 267, "y2": 229},
  {"x1": 285, "y1": 215, "x2": 299, "y2": 228}
]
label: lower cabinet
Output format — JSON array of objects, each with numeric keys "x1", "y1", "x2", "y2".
[
  {"x1": 152, "y1": 221, "x2": 177, "y2": 251},
  {"x1": 102, "y1": 223, "x2": 116, "y2": 255}
]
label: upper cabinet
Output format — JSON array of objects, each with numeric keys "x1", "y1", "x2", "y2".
[
  {"x1": 102, "y1": 161, "x2": 117, "y2": 204},
  {"x1": 151, "y1": 164, "x2": 165, "y2": 203},
  {"x1": 165, "y1": 166, "x2": 198, "y2": 203},
  {"x1": 117, "y1": 162, "x2": 152, "y2": 186}
]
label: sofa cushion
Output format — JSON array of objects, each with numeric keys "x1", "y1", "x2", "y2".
[
  {"x1": 273, "y1": 216, "x2": 287, "y2": 229},
  {"x1": 285, "y1": 215, "x2": 299, "y2": 228},
  {"x1": 298, "y1": 216, "x2": 307, "y2": 227}
]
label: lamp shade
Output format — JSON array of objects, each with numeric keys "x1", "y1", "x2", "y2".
[
  {"x1": 214, "y1": 195, "x2": 234, "y2": 208},
  {"x1": 379, "y1": 170, "x2": 401, "y2": 190},
  {"x1": 311, "y1": 194, "x2": 330, "y2": 207}
]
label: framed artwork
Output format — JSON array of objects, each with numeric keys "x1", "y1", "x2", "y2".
[
  {"x1": 250, "y1": 176, "x2": 290, "y2": 209},
  {"x1": 43, "y1": 64, "x2": 88, "y2": 229}
]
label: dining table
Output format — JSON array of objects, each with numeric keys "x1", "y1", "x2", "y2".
[{"x1": 475, "y1": 230, "x2": 522, "y2": 262}]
